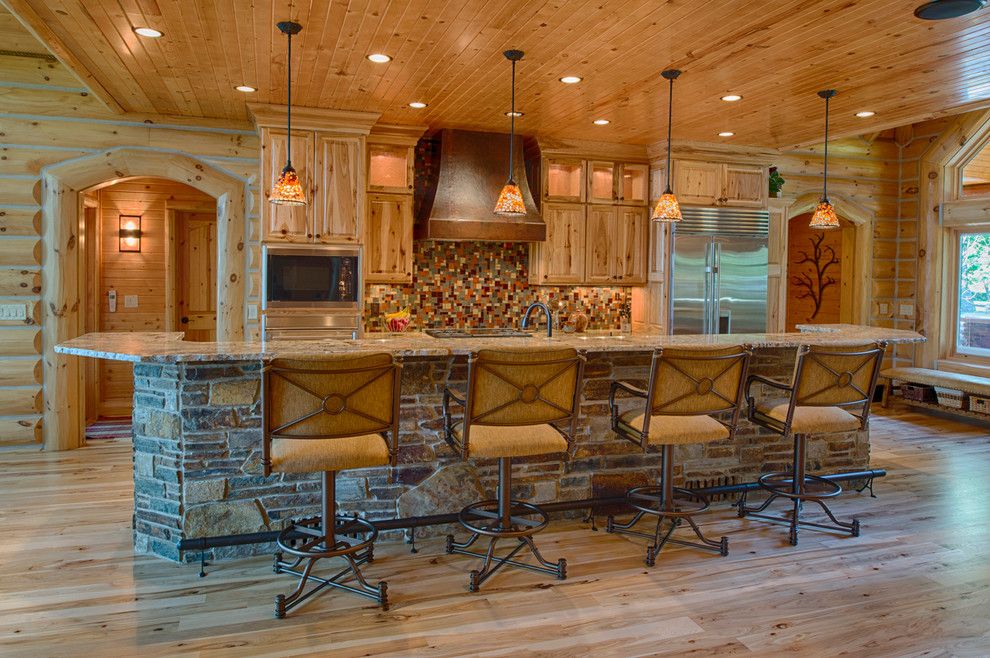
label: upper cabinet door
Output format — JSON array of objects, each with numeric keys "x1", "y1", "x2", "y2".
[
  {"x1": 585, "y1": 205, "x2": 617, "y2": 283},
  {"x1": 617, "y1": 163, "x2": 649, "y2": 205},
  {"x1": 365, "y1": 193, "x2": 413, "y2": 283},
  {"x1": 722, "y1": 163, "x2": 767, "y2": 207},
  {"x1": 539, "y1": 202, "x2": 585, "y2": 284},
  {"x1": 544, "y1": 158, "x2": 586, "y2": 203},
  {"x1": 587, "y1": 160, "x2": 618, "y2": 204},
  {"x1": 367, "y1": 143, "x2": 414, "y2": 194},
  {"x1": 262, "y1": 128, "x2": 314, "y2": 242},
  {"x1": 315, "y1": 135, "x2": 363, "y2": 243},
  {"x1": 616, "y1": 206, "x2": 647, "y2": 284},
  {"x1": 672, "y1": 160, "x2": 721, "y2": 206}
]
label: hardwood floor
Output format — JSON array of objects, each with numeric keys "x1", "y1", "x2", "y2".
[{"x1": 1, "y1": 406, "x2": 988, "y2": 656}]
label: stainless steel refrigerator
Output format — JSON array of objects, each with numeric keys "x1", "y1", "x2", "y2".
[{"x1": 668, "y1": 207, "x2": 769, "y2": 335}]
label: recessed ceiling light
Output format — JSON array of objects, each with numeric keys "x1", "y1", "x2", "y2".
[
  {"x1": 505, "y1": 111, "x2": 524, "y2": 117},
  {"x1": 133, "y1": 27, "x2": 163, "y2": 38},
  {"x1": 593, "y1": 119, "x2": 610, "y2": 125},
  {"x1": 409, "y1": 101, "x2": 428, "y2": 109},
  {"x1": 914, "y1": 0, "x2": 988, "y2": 20},
  {"x1": 559, "y1": 76, "x2": 582, "y2": 84},
  {"x1": 721, "y1": 94, "x2": 742, "y2": 102},
  {"x1": 718, "y1": 131, "x2": 734, "y2": 137},
  {"x1": 855, "y1": 110, "x2": 876, "y2": 118},
  {"x1": 235, "y1": 85, "x2": 256, "y2": 93},
  {"x1": 367, "y1": 53, "x2": 391, "y2": 63}
]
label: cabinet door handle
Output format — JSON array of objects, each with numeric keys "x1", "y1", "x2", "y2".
[
  {"x1": 315, "y1": 233, "x2": 321, "y2": 239},
  {"x1": 307, "y1": 233, "x2": 313, "y2": 239}
]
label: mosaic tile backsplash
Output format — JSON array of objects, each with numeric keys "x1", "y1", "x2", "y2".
[{"x1": 364, "y1": 241, "x2": 631, "y2": 331}]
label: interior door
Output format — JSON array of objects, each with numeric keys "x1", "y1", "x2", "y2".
[
  {"x1": 669, "y1": 234, "x2": 712, "y2": 334},
  {"x1": 176, "y1": 211, "x2": 217, "y2": 341},
  {"x1": 714, "y1": 236, "x2": 768, "y2": 334}
]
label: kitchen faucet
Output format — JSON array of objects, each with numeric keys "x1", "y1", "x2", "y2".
[{"x1": 521, "y1": 301, "x2": 553, "y2": 338}]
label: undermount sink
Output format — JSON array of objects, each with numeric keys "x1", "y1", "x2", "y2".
[{"x1": 425, "y1": 328, "x2": 532, "y2": 339}]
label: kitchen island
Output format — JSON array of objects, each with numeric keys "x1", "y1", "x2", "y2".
[{"x1": 57, "y1": 325, "x2": 922, "y2": 562}]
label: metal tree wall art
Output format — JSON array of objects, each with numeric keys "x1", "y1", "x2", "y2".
[{"x1": 791, "y1": 233, "x2": 840, "y2": 319}]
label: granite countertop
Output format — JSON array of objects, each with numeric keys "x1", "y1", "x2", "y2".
[{"x1": 54, "y1": 324, "x2": 925, "y2": 364}]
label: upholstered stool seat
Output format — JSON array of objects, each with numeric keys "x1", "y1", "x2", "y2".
[
  {"x1": 738, "y1": 342, "x2": 886, "y2": 546},
  {"x1": 617, "y1": 410, "x2": 730, "y2": 444},
  {"x1": 752, "y1": 400, "x2": 862, "y2": 434},
  {"x1": 443, "y1": 347, "x2": 585, "y2": 591},
  {"x1": 450, "y1": 422, "x2": 569, "y2": 458},
  {"x1": 608, "y1": 346, "x2": 751, "y2": 566},
  {"x1": 270, "y1": 434, "x2": 391, "y2": 473},
  {"x1": 263, "y1": 353, "x2": 401, "y2": 617}
]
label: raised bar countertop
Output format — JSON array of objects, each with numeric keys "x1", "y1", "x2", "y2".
[{"x1": 56, "y1": 324, "x2": 924, "y2": 363}]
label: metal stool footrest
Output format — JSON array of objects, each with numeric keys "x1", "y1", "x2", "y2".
[
  {"x1": 458, "y1": 499, "x2": 550, "y2": 538},
  {"x1": 272, "y1": 515, "x2": 387, "y2": 618},
  {"x1": 626, "y1": 485, "x2": 711, "y2": 516},
  {"x1": 757, "y1": 471, "x2": 843, "y2": 500}
]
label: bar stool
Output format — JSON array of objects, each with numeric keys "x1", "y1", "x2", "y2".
[
  {"x1": 263, "y1": 353, "x2": 401, "y2": 617},
  {"x1": 737, "y1": 342, "x2": 886, "y2": 545},
  {"x1": 607, "y1": 346, "x2": 751, "y2": 566},
  {"x1": 441, "y1": 347, "x2": 585, "y2": 591}
]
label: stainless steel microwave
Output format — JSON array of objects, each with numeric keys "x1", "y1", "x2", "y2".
[{"x1": 261, "y1": 244, "x2": 361, "y2": 310}]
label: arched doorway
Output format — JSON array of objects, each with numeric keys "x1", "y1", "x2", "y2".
[
  {"x1": 80, "y1": 176, "x2": 219, "y2": 422},
  {"x1": 784, "y1": 193, "x2": 873, "y2": 330},
  {"x1": 785, "y1": 213, "x2": 856, "y2": 330},
  {"x1": 41, "y1": 148, "x2": 248, "y2": 451}
]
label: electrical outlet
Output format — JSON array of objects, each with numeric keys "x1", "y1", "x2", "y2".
[
  {"x1": 0, "y1": 303, "x2": 29, "y2": 321},
  {"x1": 124, "y1": 295, "x2": 138, "y2": 309},
  {"x1": 879, "y1": 303, "x2": 889, "y2": 315},
  {"x1": 899, "y1": 303, "x2": 914, "y2": 317},
  {"x1": 247, "y1": 304, "x2": 258, "y2": 320}
]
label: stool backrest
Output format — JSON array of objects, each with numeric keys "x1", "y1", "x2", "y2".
[
  {"x1": 792, "y1": 343, "x2": 886, "y2": 412},
  {"x1": 647, "y1": 346, "x2": 751, "y2": 421},
  {"x1": 465, "y1": 347, "x2": 585, "y2": 434},
  {"x1": 263, "y1": 352, "x2": 401, "y2": 475}
]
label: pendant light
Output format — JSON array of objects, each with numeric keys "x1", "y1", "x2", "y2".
[
  {"x1": 809, "y1": 89, "x2": 840, "y2": 230},
  {"x1": 494, "y1": 49, "x2": 526, "y2": 216},
  {"x1": 651, "y1": 69, "x2": 682, "y2": 223},
  {"x1": 270, "y1": 21, "x2": 306, "y2": 206}
]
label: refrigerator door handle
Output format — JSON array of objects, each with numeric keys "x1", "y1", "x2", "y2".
[
  {"x1": 713, "y1": 241, "x2": 722, "y2": 334},
  {"x1": 703, "y1": 242, "x2": 712, "y2": 334}
]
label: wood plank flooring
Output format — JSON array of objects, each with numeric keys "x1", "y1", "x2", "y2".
[{"x1": 1, "y1": 406, "x2": 988, "y2": 656}]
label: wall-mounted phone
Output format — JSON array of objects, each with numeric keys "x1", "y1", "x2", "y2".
[{"x1": 108, "y1": 289, "x2": 117, "y2": 313}]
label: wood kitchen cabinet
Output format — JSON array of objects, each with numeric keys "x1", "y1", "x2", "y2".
[
  {"x1": 586, "y1": 161, "x2": 650, "y2": 205},
  {"x1": 367, "y1": 143, "x2": 414, "y2": 193},
  {"x1": 365, "y1": 193, "x2": 413, "y2": 283},
  {"x1": 261, "y1": 128, "x2": 315, "y2": 242},
  {"x1": 584, "y1": 205, "x2": 647, "y2": 284},
  {"x1": 544, "y1": 158, "x2": 585, "y2": 203},
  {"x1": 314, "y1": 135, "x2": 363, "y2": 243},
  {"x1": 672, "y1": 159, "x2": 767, "y2": 208},
  {"x1": 261, "y1": 130, "x2": 364, "y2": 243},
  {"x1": 722, "y1": 163, "x2": 766, "y2": 207},
  {"x1": 531, "y1": 202, "x2": 585, "y2": 284},
  {"x1": 672, "y1": 160, "x2": 723, "y2": 206}
]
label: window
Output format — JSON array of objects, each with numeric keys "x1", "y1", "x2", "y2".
[
  {"x1": 962, "y1": 142, "x2": 990, "y2": 197},
  {"x1": 956, "y1": 231, "x2": 990, "y2": 357}
]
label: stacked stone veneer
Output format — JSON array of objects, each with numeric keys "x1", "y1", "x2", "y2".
[{"x1": 132, "y1": 347, "x2": 869, "y2": 563}]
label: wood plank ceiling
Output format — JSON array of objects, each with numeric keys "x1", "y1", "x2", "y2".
[{"x1": 4, "y1": 0, "x2": 990, "y2": 147}]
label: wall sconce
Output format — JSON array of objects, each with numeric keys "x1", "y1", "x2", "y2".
[{"x1": 119, "y1": 215, "x2": 142, "y2": 252}]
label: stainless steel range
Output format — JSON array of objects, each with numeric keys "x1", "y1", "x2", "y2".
[{"x1": 261, "y1": 244, "x2": 362, "y2": 340}]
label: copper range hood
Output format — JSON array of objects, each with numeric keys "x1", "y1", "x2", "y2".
[{"x1": 414, "y1": 129, "x2": 545, "y2": 242}]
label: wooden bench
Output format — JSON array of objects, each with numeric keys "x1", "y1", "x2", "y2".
[{"x1": 880, "y1": 366, "x2": 990, "y2": 420}]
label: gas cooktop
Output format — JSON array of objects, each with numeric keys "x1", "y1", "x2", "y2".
[{"x1": 424, "y1": 328, "x2": 532, "y2": 339}]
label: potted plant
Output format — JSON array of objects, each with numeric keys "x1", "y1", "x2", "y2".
[{"x1": 769, "y1": 166, "x2": 785, "y2": 198}]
